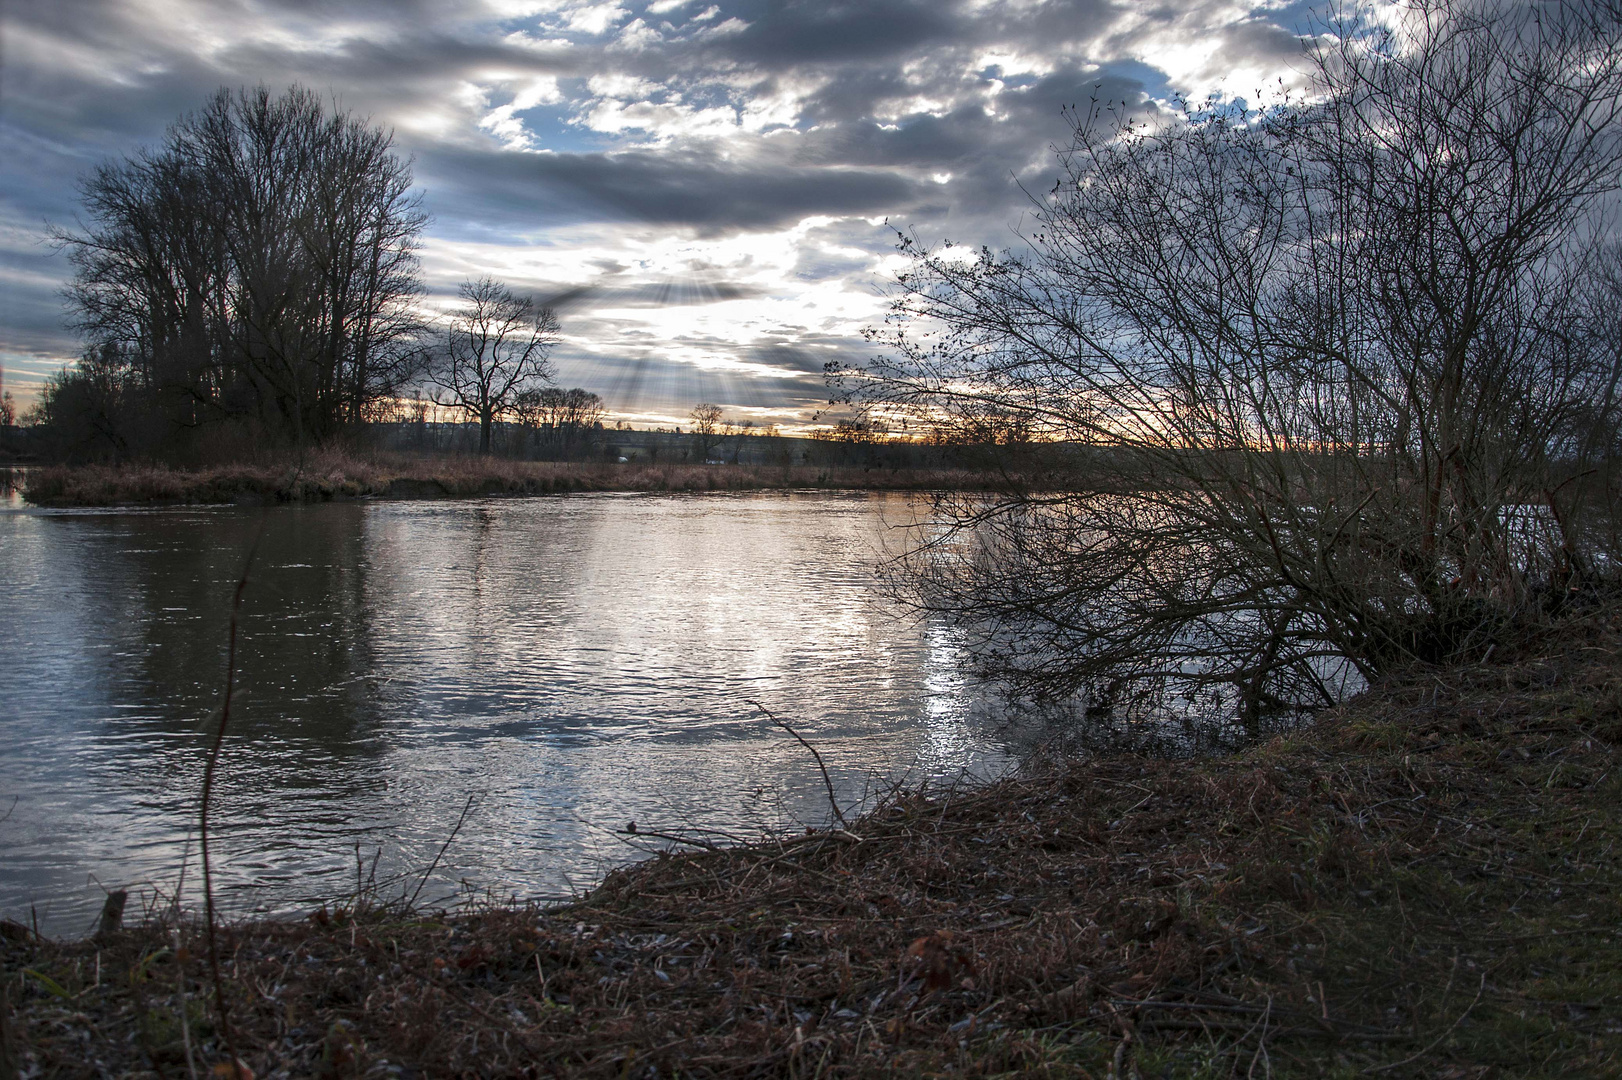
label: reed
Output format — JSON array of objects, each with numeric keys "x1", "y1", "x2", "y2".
[{"x1": 21, "y1": 451, "x2": 996, "y2": 507}]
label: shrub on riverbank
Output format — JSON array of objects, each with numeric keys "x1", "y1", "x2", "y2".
[
  {"x1": 840, "y1": 0, "x2": 1622, "y2": 717},
  {"x1": 19, "y1": 451, "x2": 996, "y2": 506},
  {"x1": 7, "y1": 629, "x2": 1620, "y2": 1076}
]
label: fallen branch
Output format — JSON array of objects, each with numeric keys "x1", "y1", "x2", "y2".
[{"x1": 749, "y1": 700, "x2": 848, "y2": 829}]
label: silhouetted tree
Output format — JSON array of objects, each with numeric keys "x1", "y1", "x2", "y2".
[
  {"x1": 431, "y1": 278, "x2": 560, "y2": 455},
  {"x1": 57, "y1": 85, "x2": 427, "y2": 452},
  {"x1": 722, "y1": 418, "x2": 754, "y2": 464},
  {"x1": 24, "y1": 346, "x2": 154, "y2": 461},
  {"x1": 836, "y1": 0, "x2": 1622, "y2": 720},
  {"x1": 0, "y1": 364, "x2": 14, "y2": 431},
  {"x1": 689, "y1": 403, "x2": 724, "y2": 461},
  {"x1": 515, "y1": 386, "x2": 605, "y2": 459}
]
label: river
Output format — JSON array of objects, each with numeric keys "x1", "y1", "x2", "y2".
[{"x1": 0, "y1": 490, "x2": 1021, "y2": 935}]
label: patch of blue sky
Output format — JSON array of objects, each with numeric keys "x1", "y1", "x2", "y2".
[
  {"x1": 1091, "y1": 58, "x2": 1177, "y2": 107},
  {"x1": 511, "y1": 104, "x2": 619, "y2": 155}
]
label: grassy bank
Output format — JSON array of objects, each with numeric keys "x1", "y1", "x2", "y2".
[
  {"x1": 19, "y1": 452, "x2": 996, "y2": 507},
  {"x1": 6, "y1": 634, "x2": 1622, "y2": 1077}
]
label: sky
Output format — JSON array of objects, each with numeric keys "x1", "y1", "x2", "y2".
[{"x1": 0, "y1": 0, "x2": 1317, "y2": 429}]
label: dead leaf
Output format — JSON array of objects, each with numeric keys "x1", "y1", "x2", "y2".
[
  {"x1": 456, "y1": 944, "x2": 491, "y2": 970},
  {"x1": 907, "y1": 931, "x2": 975, "y2": 993},
  {"x1": 1039, "y1": 975, "x2": 1094, "y2": 1017},
  {"x1": 1105, "y1": 972, "x2": 1154, "y2": 999}
]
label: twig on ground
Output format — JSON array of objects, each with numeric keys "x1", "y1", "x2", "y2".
[
  {"x1": 173, "y1": 929, "x2": 198, "y2": 1080},
  {"x1": 1363, "y1": 970, "x2": 1485, "y2": 1075}
]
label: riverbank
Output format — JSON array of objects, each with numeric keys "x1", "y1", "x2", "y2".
[
  {"x1": 15, "y1": 453, "x2": 999, "y2": 507},
  {"x1": 6, "y1": 633, "x2": 1621, "y2": 1078}
]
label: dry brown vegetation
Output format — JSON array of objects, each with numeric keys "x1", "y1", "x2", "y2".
[
  {"x1": 19, "y1": 451, "x2": 994, "y2": 507},
  {"x1": 6, "y1": 628, "x2": 1622, "y2": 1078}
]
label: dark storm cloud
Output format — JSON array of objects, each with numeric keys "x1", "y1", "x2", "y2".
[
  {"x1": 0, "y1": 260, "x2": 75, "y2": 355},
  {"x1": 1210, "y1": 18, "x2": 1315, "y2": 89},
  {"x1": 687, "y1": 0, "x2": 1126, "y2": 123},
  {"x1": 739, "y1": 342, "x2": 840, "y2": 378},
  {"x1": 614, "y1": 279, "x2": 772, "y2": 305},
  {"x1": 553, "y1": 347, "x2": 832, "y2": 414},
  {"x1": 708, "y1": 0, "x2": 961, "y2": 64},
  {"x1": 421, "y1": 145, "x2": 923, "y2": 233},
  {"x1": 217, "y1": 33, "x2": 580, "y2": 93},
  {"x1": 535, "y1": 279, "x2": 771, "y2": 309},
  {"x1": 795, "y1": 68, "x2": 1153, "y2": 170},
  {"x1": 1, "y1": 0, "x2": 567, "y2": 172},
  {"x1": 6, "y1": 28, "x2": 567, "y2": 144}
]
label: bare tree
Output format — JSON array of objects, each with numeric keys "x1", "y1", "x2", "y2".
[
  {"x1": 26, "y1": 345, "x2": 150, "y2": 461},
  {"x1": 433, "y1": 278, "x2": 560, "y2": 455},
  {"x1": 0, "y1": 364, "x2": 14, "y2": 430},
  {"x1": 514, "y1": 386, "x2": 605, "y2": 459},
  {"x1": 689, "y1": 403, "x2": 724, "y2": 461},
  {"x1": 836, "y1": 0, "x2": 1622, "y2": 724},
  {"x1": 58, "y1": 85, "x2": 427, "y2": 451},
  {"x1": 722, "y1": 418, "x2": 754, "y2": 464}
]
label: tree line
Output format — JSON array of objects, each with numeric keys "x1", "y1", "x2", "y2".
[{"x1": 30, "y1": 86, "x2": 593, "y2": 462}]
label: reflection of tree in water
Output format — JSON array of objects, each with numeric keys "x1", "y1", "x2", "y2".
[
  {"x1": 986, "y1": 689, "x2": 1315, "y2": 764},
  {"x1": 469, "y1": 504, "x2": 496, "y2": 608},
  {"x1": 66, "y1": 504, "x2": 391, "y2": 800}
]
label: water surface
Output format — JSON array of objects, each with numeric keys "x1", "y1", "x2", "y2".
[{"x1": 1, "y1": 492, "x2": 1014, "y2": 934}]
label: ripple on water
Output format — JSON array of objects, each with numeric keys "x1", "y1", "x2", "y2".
[{"x1": 0, "y1": 492, "x2": 1019, "y2": 934}]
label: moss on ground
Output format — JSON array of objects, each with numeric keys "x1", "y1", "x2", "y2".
[{"x1": 5, "y1": 630, "x2": 1622, "y2": 1077}]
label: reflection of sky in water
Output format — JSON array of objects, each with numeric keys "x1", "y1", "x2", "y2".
[
  {"x1": 922, "y1": 624, "x2": 981, "y2": 759},
  {"x1": 0, "y1": 492, "x2": 1022, "y2": 934}
]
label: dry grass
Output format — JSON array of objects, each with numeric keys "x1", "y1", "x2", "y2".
[
  {"x1": 20, "y1": 451, "x2": 993, "y2": 507},
  {"x1": 6, "y1": 629, "x2": 1622, "y2": 1077}
]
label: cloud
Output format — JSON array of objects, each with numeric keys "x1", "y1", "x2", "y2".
[
  {"x1": 0, "y1": 0, "x2": 1314, "y2": 416},
  {"x1": 420, "y1": 145, "x2": 924, "y2": 234}
]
